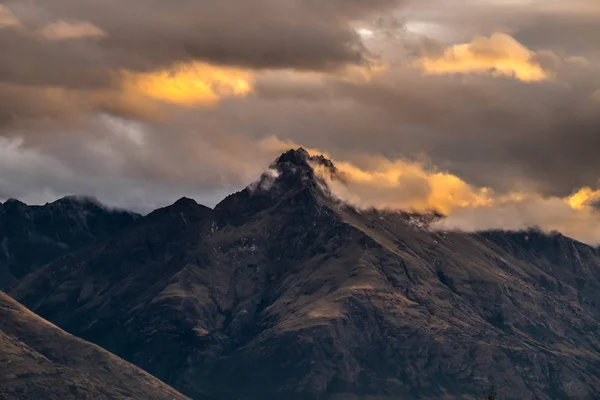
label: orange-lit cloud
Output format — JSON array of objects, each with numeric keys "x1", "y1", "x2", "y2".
[
  {"x1": 567, "y1": 187, "x2": 600, "y2": 209},
  {"x1": 417, "y1": 33, "x2": 548, "y2": 82},
  {"x1": 260, "y1": 137, "x2": 600, "y2": 244},
  {"x1": 327, "y1": 159, "x2": 600, "y2": 243},
  {"x1": 39, "y1": 21, "x2": 107, "y2": 41},
  {"x1": 320, "y1": 155, "x2": 600, "y2": 243},
  {"x1": 125, "y1": 62, "x2": 253, "y2": 106},
  {"x1": 318, "y1": 158, "x2": 495, "y2": 214},
  {"x1": 0, "y1": 5, "x2": 21, "y2": 29},
  {"x1": 436, "y1": 193, "x2": 600, "y2": 245},
  {"x1": 591, "y1": 89, "x2": 600, "y2": 106},
  {"x1": 134, "y1": 61, "x2": 386, "y2": 107},
  {"x1": 260, "y1": 137, "x2": 495, "y2": 214}
]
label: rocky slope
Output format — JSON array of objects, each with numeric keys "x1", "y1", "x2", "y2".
[
  {"x1": 0, "y1": 196, "x2": 139, "y2": 290},
  {"x1": 11, "y1": 148, "x2": 600, "y2": 400},
  {"x1": 0, "y1": 291, "x2": 189, "y2": 400}
]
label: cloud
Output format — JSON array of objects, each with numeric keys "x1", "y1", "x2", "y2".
[
  {"x1": 566, "y1": 187, "x2": 600, "y2": 210},
  {"x1": 591, "y1": 89, "x2": 600, "y2": 105},
  {"x1": 38, "y1": 20, "x2": 107, "y2": 41},
  {"x1": 205, "y1": 54, "x2": 600, "y2": 200},
  {"x1": 434, "y1": 195, "x2": 600, "y2": 246},
  {"x1": 400, "y1": 0, "x2": 600, "y2": 52},
  {"x1": 262, "y1": 138, "x2": 600, "y2": 244},
  {"x1": 0, "y1": 0, "x2": 401, "y2": 125},
  {"x1": 0, "y1": 4, "x2": 20, "y2": 29},
  {"x1": 513, "y1": 6, "x2": 600, "y2": 54},
  {"x1": 7, "y1": 0, "x2": 404, "y2": 71},
  {"x1": 265, "y1": 137, "x2": 490, "y2": 213},
  {"x1": 306, "y1": 146, "x2": 600, "y2": 244},
  {"x1": 317, "y1": 156, "x2": 495, "y2": 214},
  {"x1": 0, "y1": 81, "x2": 164, "y2": 127},
  {"x1": 0, "y1": 136, "x2": 78, "y2": 203},
  {"x1": 2, "y1": 0, "x2": 600, "y2": 245},
  {"x1": 0, "y1": 117, "x2": 292, "y2": 211},
  {"x1": 416, "y1": 33, "x2": 549, "y2": 82},
  {"x1": 125, "y1": 62, "x2": 253, "y2": 107}
]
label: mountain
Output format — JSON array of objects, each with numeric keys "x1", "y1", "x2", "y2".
[
  {"x1": 0, "y1": 290, "x2": 189, "y2": 400},
  {"x1": 10, "y1": 148, "x2": 600, "y2": 400},
  {"x1": 0, "y1": 196, "x2": 139, "y2": 290}
]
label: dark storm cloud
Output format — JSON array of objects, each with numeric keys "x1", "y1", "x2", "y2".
[
  {"x1": 0, "y1": 0, "x2": 404, "y2": 125},
  {"x1": 5, "y1": 0, "x2": 403, "y2": 72},
  {"x1": 514, "y1": 12, "x2": 600, "y2": 54},
  {"x1": 0, "y1": 30, "x2": 113, "y2": 89}
]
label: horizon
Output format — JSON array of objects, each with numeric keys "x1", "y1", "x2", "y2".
[{"x1": 2, "y1": 147, "x2": 597, "y2": 248}]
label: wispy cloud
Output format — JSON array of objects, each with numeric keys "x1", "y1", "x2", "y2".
[
  {"x1": 0, "y1": 5, "x2": 21, "y2": 29},
  {"x1": 38, "y1": 20, "x2": 107, "y2": 41}
]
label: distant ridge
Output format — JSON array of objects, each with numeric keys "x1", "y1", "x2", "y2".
[{"x1": 0, "y1": 196, "x2": 139, "y2": 289}]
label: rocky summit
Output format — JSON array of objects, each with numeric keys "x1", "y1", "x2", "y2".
[{"x1": 6, "y1": 149, "x2": 600, "y2": 399}]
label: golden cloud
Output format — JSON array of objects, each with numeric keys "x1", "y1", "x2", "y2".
[
  {"x1": 329, "y1": 158, "x2": 600, "y2": 243},
  {"x1": 261, "y1": 137, "x2": 600, "y2": 244},
  {"x1": 124, "y1": 62, "x2": 253, "y2": 107},
  {"x1": 591, "y1": 89, "x2": 600, "y2": 106},
  {"x1": 416, "y1": 33, "x2": 548, "y2": 82},
  {"x1": 260, "y1": 137, "x2": 494, "y2": 214},
  {"x1": 436, "y1": 193, "x2": 600, "y2": 245},
  {"x1": 320, "y1": 158, "x2": 495, "y2": 214},
  {"x1": 567, "y1": 187, "x2": 600, "y2": 209},
  {"x1": 0, "y1": 5, "x2": 21, "y2": 29},
  {"x1": 125, "y1": 60, "x2": 384, "y2": 109}
]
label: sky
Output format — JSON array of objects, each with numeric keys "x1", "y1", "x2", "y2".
[{"x1": 1, "y1": 0, "x2": 600, "y2": 243}]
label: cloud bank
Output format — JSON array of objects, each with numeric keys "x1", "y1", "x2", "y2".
[{"x1": 2, "y1": 0, "x2": 600, "y2": 243}]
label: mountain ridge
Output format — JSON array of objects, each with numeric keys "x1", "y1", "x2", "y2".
[
  {"x1": 0, "y1": 290, "x2": 190, "y2": 400},
  {"x1": 0, "y1": 195, "x2": 139, "y2": 290},
  {"x1": 7, "y1": 148, "x2": 600, "y2": 399}
]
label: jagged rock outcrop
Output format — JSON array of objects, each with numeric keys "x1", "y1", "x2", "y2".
[{"x1": 10, "y1": 149, "x2": 600, "y2": 400}]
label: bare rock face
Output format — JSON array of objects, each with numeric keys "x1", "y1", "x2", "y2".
[
  {"x1": 10, "y1": 149, "x2": 600, "y2": 400},
  {"x1": 0, "y1": 291, "x2": 189, "y2": 400},
  {"x1": 0, "y1": 196, "x2": 139, "y2": 289}
]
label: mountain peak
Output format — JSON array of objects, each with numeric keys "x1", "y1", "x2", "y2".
[
  {"x1": 51, "y1": 195, "x2": 102, "y2": 208},
  {"x1": 273, "y1": 147, "x2": 336, "y2": 173},
  {"x1": 172, "y1": 197, "x2": 199, "y2": 208},
  {"x1": 2, "y1": 198, "x2": 27, "y2": 207},
  {"x1": 270, "y1": 147, "x2": 338, "y2": 180},
  {"x1": 260, "y1": 148, "x2": 339, "y2": 196},
  {"x1": 274, "y1": 147, "x2": 311, "y2": 167},
  {"x1": 216, "y1": 148, "x2": 338, "y2": 217}
]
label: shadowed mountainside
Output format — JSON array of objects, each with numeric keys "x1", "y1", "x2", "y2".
[
  {"x1": 0, "y1": 196, "x2": 139, "y2": 290},
  {"x1": 10, "y1": 148, "x2": 600, "y2": 400},
  {"x1": 0, "y1": 290, "x2": 189, "y2": 400}
]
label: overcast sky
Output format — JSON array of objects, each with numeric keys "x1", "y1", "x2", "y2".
[{"x1": 2, "y1": 0, "x2": 600, "y2": 243}]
